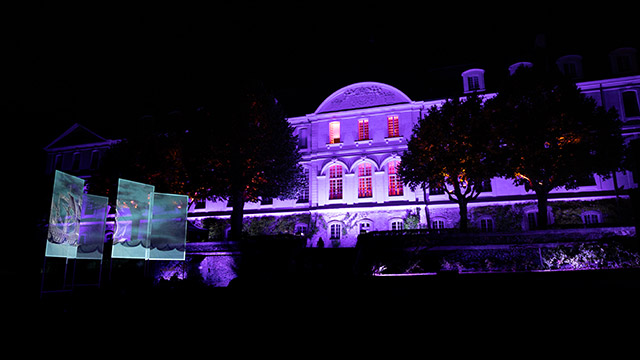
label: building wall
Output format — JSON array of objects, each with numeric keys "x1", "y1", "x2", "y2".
[
  {"x1": 190, "y1": 76, "x2": 639, "y2": 246},
  {"x1": 44, "y1": 69, "x2": 639, "y2": 247}
]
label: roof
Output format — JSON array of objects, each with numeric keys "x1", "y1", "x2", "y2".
[
  {"x1": 314, "y1": 82, "x2": 412, "y2": 114},
  {"x1": 44, "y1": 123, "x2": 113, "y2": 151}
]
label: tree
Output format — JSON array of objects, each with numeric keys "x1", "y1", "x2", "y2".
[
  {"x1": 486, "y1": 66, "x2": 625, "y2": 229},
  {"x1": 91, "y1": 80, "x2": 304, "y2": 241},
  {"x1": 399, "y1": 94, "x2": 498, "y2": 232},
  {"x1": 184, "y1": 80, "x2": 304, "y2": 241}
]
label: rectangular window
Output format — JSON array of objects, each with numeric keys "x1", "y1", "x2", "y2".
[
  {"x1": 391, "y1": 220, "x2": 404, "y2": 231},
  {"x1": 388, "y1": 161, "x2": 403, "y2": 196},
  {"x1": 358, "y1": 163, "x2": 373, "y2": 198},
  {"x1": 622, "y1": 91, "x2": 640, "y2": 118},
  {"x1": 329, "y1": 165, "x2": 343, "y2": 200},
  {"x1": 298, "y1": 128, "x2": 308, "y2": 149},
  {"x1": 329, "y1": 121, "x2": 340, "y2": 144},
  {"x1": 387, "y1": 115, "x2": 399, "y2": 138},
  {"x1": 90, "y1": 150, "x2": 100, "y2": 170},
  {"x1": 297, "y1": 169, "x2": 310, "y2": 203},
  {"x1": 468, "y1": 76, "x2": 480, "y2": 90},
  {"x1": 54, "y1": 154, "x2": 63, "y2": 171},
  {"x1": 72, "y1": 152, "x2": 81, "y2": 171},
  {"x1": 477, "y1": 179, "x2": 492, "y2": 193},
  {"x1": 330, "y1": 223, "x2": 341, "y2": 239},
  {"x1": 583, "y1": 213, "x2": 600, "y2": 225},
  {"x1": 480, "y1": 218, "x2": 494, "y2": 232},
  {"x1": 616, "y1": 55, "x2": 631, "y2": 73},
  {"x1": 430, "y1": 183, "x2": 445, "y2": 195},
  {"x1": 527, "y1": 212, "x2": 538, "y2": 230},
  {"x1": 358, "y1": 119, "x2": 369, "y2": 140},
  {"x1": 432, "y1": 220, "x2": 445, "y2": 229}
]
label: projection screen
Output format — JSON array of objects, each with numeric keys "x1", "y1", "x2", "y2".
[
  {"x1": 46, "y1": 171, "x2": 85, "y2": 258},
  {"x1": 77, "y1": 194, "x2": 108, "y2": 260},
  {"x1": 111, "y1": 179, "x2": 155, "y2": 259},
  {"x1": 149, "y1": 193, "x2": 188, "y2": 260}
]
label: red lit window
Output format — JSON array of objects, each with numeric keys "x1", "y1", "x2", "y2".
[
  {"x1": 388, "y1": 161, "x2": 403, "y2": 196},
  {"x1": 358, "y1": 119, "x2": 369, "y2": 140},
  {"x1": 329, "y1": 165, "x2": 343, "y2": 200},
  {"x1": 329, "y1": 121, "x2": 340, "y2": 144},
  {"x1": 387, "y1": 115, "x2": 399, "y2": 137},
  {"x1": 358, "y1": 163, "x2": 372, "y2": 198}
]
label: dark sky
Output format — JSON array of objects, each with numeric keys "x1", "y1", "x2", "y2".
[{"x1": 9, "y1": 2, "x2": 639, "y2": 154}]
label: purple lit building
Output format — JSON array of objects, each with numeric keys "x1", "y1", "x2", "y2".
[{"x1": 45, "y1": 50, "x2": 640, "y2": 248}]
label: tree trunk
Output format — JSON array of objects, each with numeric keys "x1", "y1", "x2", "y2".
[
  {"x1": 229, "y1": 188, "x2": 245, "y2": 241},
  {"x1": 459, "y1": 200, "x2": 468, "y2": 232},
  {"x1": 422, "y1": 183, "x2": 431, "y2": 229},
  {"x1": 535, "y1": 191, "x2": 549, "y2": 230}
]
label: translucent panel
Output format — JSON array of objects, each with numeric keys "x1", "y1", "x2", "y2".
[
  {"x1": 46, "y1": 171, "x2": 84, "y2": 258},
  {"x1": 77, "y1": 194, "x2": 108, "y2": 260},
  {"x1": 149, "y1": 193, "x2": 188, "y2": 260},
  {"x1": 112, "y1": 179, "x2": 155, "y2": 259}
]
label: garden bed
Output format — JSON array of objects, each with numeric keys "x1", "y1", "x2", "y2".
[{"x1": 356, "y1": 227, "x2": 640, "y2": 275}]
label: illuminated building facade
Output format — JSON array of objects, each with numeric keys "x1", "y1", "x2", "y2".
[{"x1": 46, "y1": 50, "x2": 640, "y2": 247}]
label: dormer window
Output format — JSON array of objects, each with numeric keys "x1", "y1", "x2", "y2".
[
  {"x1": 461, "y1": 69, "x2": 485, "y2": 93},
  {"x1": 556, "y1": 55, "x2": 583, "y2": 79},
  {"x1": 609, "y1": 47, "x2": 638, "y2": 75}
]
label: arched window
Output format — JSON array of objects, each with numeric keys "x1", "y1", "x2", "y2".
[
  {"x1": 388, "y1": 160, "x2": 403, "y2": 196},
  {"x1": 462, "y1": 68, "x2": 485, "y2": 93},
  {"x1": 609, "y1": 47, "x2": 637, "y2": 74},
  {"x1": 358, "y1": 163, "x2": 373, "y2": 198},
  {"x1": 556, "y1": 55, "x2": 583, "y2": 79},
  {"x1": 329, "y1": 164, "x2": 343, "y2": 200},
  {"x1": 295, "y1": 223, "x2": 308, "y2": 236},
  {"x1": 431, "y1": 218, "x2": 446, "y2": 229},
  {"x1": 358, "y1": 220, "x2": 373, "y2": 234},
  {"x1": 509, "y1": 61, "x2": 533, "y2": 76},
  {"x1": 390, "y1": 219, "x2": 404, "y2": 231}
]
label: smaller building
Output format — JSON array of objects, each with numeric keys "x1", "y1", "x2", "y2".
[{"x1": 44, "y1": 123, "x2": 117, "y2": 180}]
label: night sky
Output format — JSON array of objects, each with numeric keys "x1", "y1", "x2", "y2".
[
  {"x1": 6, "y1": 2, "x2": 639, "y2": 303},
  {"x1": 9, "y1": 2, "x2": 638, "y2": 181}
]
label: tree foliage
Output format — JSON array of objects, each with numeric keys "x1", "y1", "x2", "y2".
[
  {"x1": 399, "y1": 94, "x2": 498, "y2": 231},
  {"x1": 90, "y1": 80, "x2": 304, "y2": 240},
  {"x1": 486, "y1": 66, "x2": 625, "y2": 228}
]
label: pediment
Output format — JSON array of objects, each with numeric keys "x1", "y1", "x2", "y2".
[{"x1": 45, "y1": 123, "x2": 110, "y2": 150}]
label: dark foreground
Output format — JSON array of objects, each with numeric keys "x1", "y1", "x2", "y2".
[{"x1": 36, "y1": 267, "x2": 639, "y2": 321}]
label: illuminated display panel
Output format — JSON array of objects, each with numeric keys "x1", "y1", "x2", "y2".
[
  {"x1": 46, "y1": 171, "x2": 84, "y2": 258},
  {"x1": 149, "y1": 193, "x2": 188, "y2": 260},
  {"x1": 112, "y1": 179, "x2": 155, "y2": 259},
  {"x1": 77, "y1": 194, "x2": 108, "y2": 260}
]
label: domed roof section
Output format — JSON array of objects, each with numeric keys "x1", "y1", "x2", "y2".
[{"x1": 315, "y1": 82, "x2": 412, "y2": 114}]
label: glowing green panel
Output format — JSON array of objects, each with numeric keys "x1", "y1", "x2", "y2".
[
  {"x1": 77, "y1": 194, "x2": 108, "y2": 260},
  {"x1": 46, "y1": 171, "x2": 84, "y2": 258},
  {"x1": 149, "y1": 193, "x2": 188, "y2": 260},
  {"x1": 112, "y1": 179, "x2": 155, "y2": 259}
]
